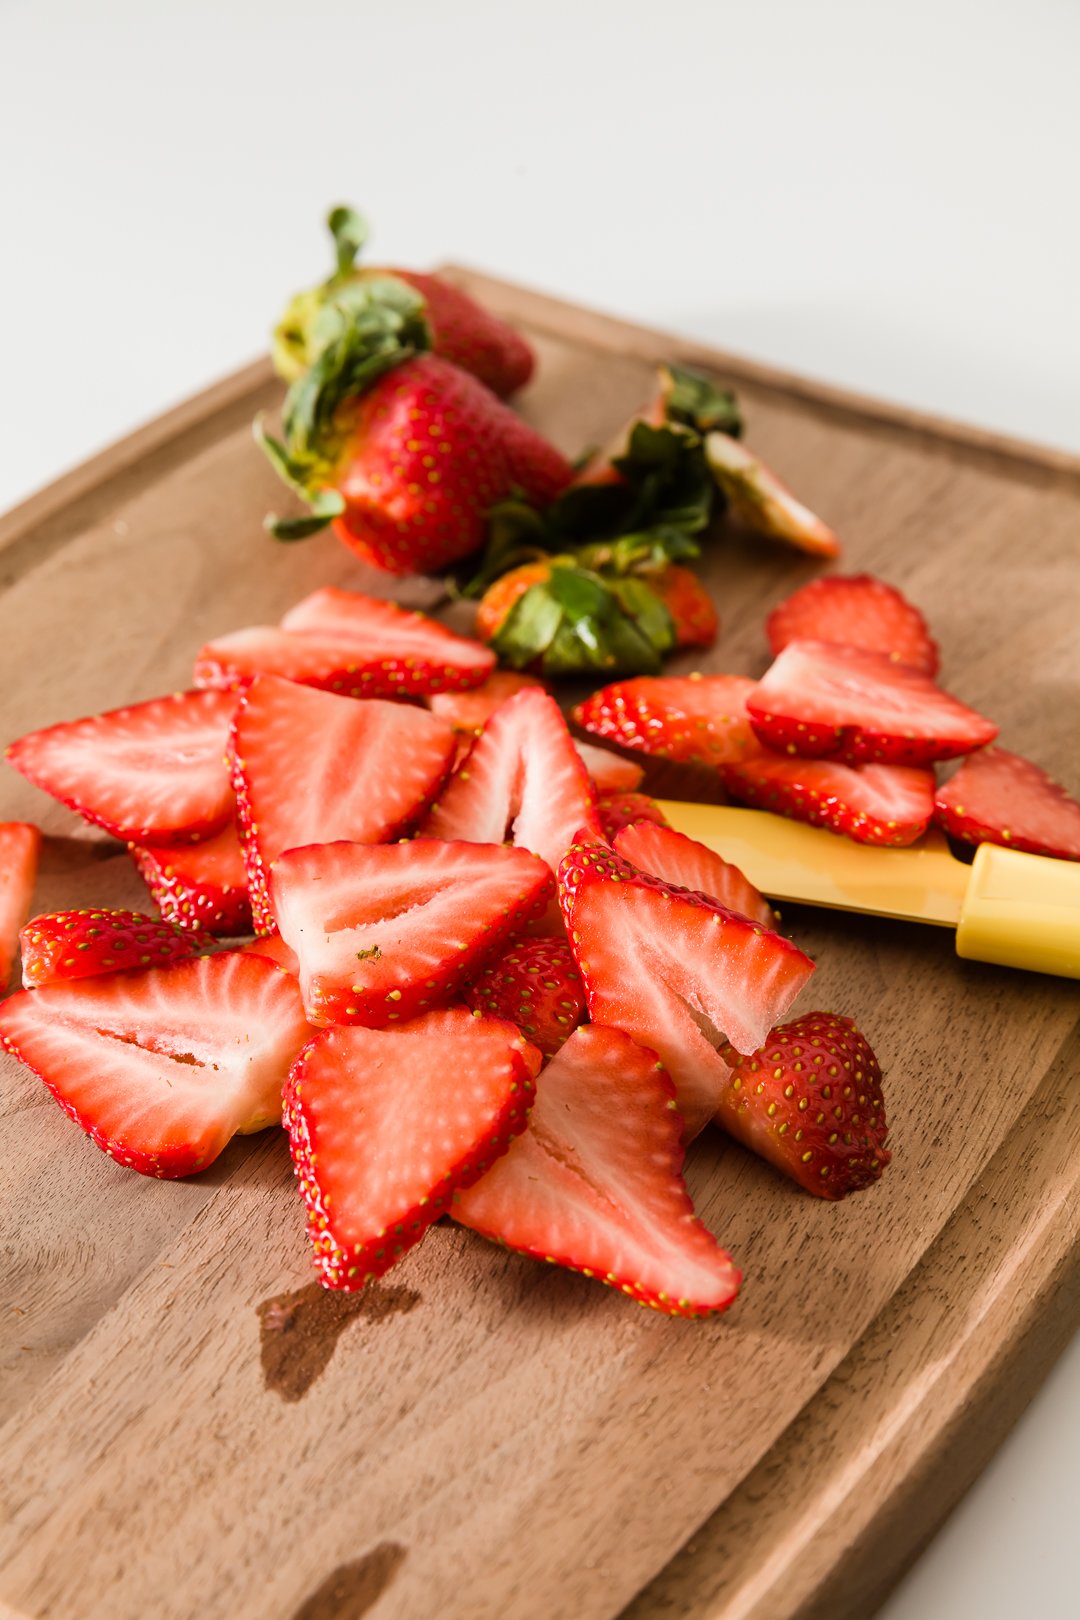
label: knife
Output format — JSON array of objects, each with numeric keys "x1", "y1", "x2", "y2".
[{"x1": 657, "y1": 801, "x2": 1080, "y2": 980}]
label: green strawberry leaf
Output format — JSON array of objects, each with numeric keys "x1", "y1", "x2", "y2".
[
  {"x1": 662, "y1": 363, "x2": 743, "y2": 438},
  {"x1": 327, "y1": 205, "x2": 370, "y2": 280}
]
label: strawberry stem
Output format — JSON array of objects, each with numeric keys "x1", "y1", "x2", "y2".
[{"x1": 326, "y1": 204, "x2": 370, "y2": 280}]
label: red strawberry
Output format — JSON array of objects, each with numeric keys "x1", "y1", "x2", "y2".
[
  {"x1": 573, "y1": 740, "x2": 644, "y2": 793},
  {"x1": 262, "y1": 344, "x2": 572, "y2": 574},
  {"x1": 426, "y1": 670, "x2": 547, "y2": 733},
  {"x1": 20, "y1": 908, "x2": 211, "y2": 988},
  {"x1": 613, "y1": 820, "x2": 775, "y2": 928},
  {"x1": 766, "y1": 574, "x2": 939, "y2": 676},
  {"x1": 7, "y1": 690, "x2": 237, "y2": 843},
  {"x1": 282, "y1": 1018, "x2": 535, "y2": 1289},
  {"x1": 723, "y1": 746, "x2": 934, "y2": 846},
  {"x1": 272, "y1": 204, "x2": 534, "y2": 399},
  {"x1": 230, "y1": 675, "x2": 457, "y2": 933},
  {"x1": 596, "y1": 791, "x2": 669, "y2": 841},
  {"x1": 651, "y1": 564, "x2": 719, "y2": 648},
  {"x1": 934, "y1": 746, "x2": 1080, "y2": 861},
  {"x1": 704, "y1": 431, "x2": 841, "y2": 557},
  {"x1": 716, "y1": 1013, "x2": 890, "y2": 1199},
  {"x1": 573, "y1": 675, "x2": 757, "y2": 769},
  {"x1": 558, "y1": 837, "x2": 815, "y2": 1136},
  {"x1": 0, "y1": 822, "x2": 41, "y2": 984},
  {"x1": 454, "y1": 1024, "x2": 741, "y2": 1317},
  {"x1": 406, "y1": 1004, "x2": 544, "y2": 1079},
  {"x1": 424, "y1": 688, "x2": 601, "y2": 876},
  {"x1": 463, "y1": 936, "x2": 585, "y2": 1056},
  {"x1": 0, "y1": 952, "x2": 308, "y2": 1177},
  {"x1": 271, "y1": 838, "x2": 553, "y2": 1026},
  {"x1": 130, "y1": 819, "x2": 251, "y2": 935},
  {"x1": 747, "y1": 639, "x2": 997, "y2": 765},
  {"x1": 240, "y1": 930, "x2": 299, "y2": 974}
]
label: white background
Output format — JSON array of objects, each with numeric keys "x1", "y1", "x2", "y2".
[{"x1": 1, "y1": 0, "x2": 1077, "y2": 1613}]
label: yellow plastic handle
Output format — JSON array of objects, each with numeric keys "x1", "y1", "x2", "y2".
[{"x1": 956, "y1": 843, "x2": 1080, "y2": 978}]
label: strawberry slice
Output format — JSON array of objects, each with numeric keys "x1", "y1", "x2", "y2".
[
  {"x1": 766, "y1": 574, "x2": 939, "y2": 676},
  {"x1": 426, "y1": 670, "x2": 546, "y2": 733},
  {"x1": 230, "y1": 675, "x2": 457, "y2": 932},
  {"x1": 614, "y1": 820, "x2": 775, "y2": 928},
  {"x1": 0, "y1": 823, "x2": 41, "y2": 984},
  {"x1": 271, "y1": 838, "x2": 554, "y2": 1026},
  {"x1": 573, "y1": 740, "x2": 644, "y2": 794},
  {"x1": 283, "y1": 1018, "x2": 535, "y2": 1288},
  {"x1": 240, "y1": 930, "x2": 300, "y2": 974},
  {"x1": 20, "y1": 908, "x2": 211, "y2": 988},
  {"x1": 747, "y1": 639, "x2": 997, "y2": 765},
  {"x1": 558, "y1": 837, "x2": 814, "y2": 1136},
  {"x1": 7, "y1": 690, "x2": 237, "y2": 843},
  {"x1": 196, "y1": 589, "x2": 494, "y2": 699},
  {"x1": 0, "y1": 952, "x2": 309, "y2": 1177},
  {"x1": 463, "y1": 936, "x2": 586, "y2": 1057},
  {"x1": 406, "y1": 1004, "x2": 544, "y2": 1078},
  {"x1": 723, "y1": 746, "x2": 934, "y2": 846},
  {"x1": 573, "y1": 675, "x2": 757, "y2": 768},
  {"x1": 596, "y1": 791, "x2": 669, "y2": 841},
  {"x1": 424, "y1": 688, "x2": 601, "y2": 874},
  {"x1": 454, "y1": 1024, "x2": 741, "y2": 1317},
  {"x1": 716, "y1": 1013, "x2": 890, "y2": 1199},
  {"x1": 130, "y1": 820, "x2": 251, "y2": 935},
  {"x1": 934, "y1": 746, "x2": 1080, "y2": 861},
  {"x1": 705, "y1": 431, "x2": 841, "y2": 556}
]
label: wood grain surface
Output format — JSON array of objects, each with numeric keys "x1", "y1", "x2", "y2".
[{"x1": 0, "y1": 273, "x2": 1077, "y2": 1620}]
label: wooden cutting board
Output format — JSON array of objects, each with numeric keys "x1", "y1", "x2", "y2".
[{"x1": 1, "y1": 272, "x2": 1078, "y2": 1620}]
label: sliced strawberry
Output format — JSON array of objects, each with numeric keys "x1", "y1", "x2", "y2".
[
  {"x1": 283, "y1": 1019, "x2": 535, "y2": 1289},
  {"x1": 130, "y1": 820, "x2": 251, "y2": 935},
  {"x1": 747, "y1": 639, "x2": 997, "y2": 765},
  {"x1": 573, "y1": 740, "x2": 645, "y2": 794},
  {"x1": 614, "y1": 820, "x2": 775, "y2": 928},
  {"x1": 723, "y1": 746, "x2": 934, "y2": 846},
  {"x1": 271, "y1": 838, "x2": 553, "y2": 1026},
  {"x1": 7, "y1": 690, "x2": 237, "y2": 843},
  {"x1": 230, "y1": 675, "x2": 457, "y2": 932},
  {"x1": 716, "y1": 1013, "x2": 890, "y2": 1199},
  {"x1": 573, "y1": 675, "x2": 757, "y2": 768},
  {"x1": 463, "y1": 936, "x2": 586, "y2": 1057},
  {"x1": 0, "y1": 822, "x2": 41, "y2": 984},
  {"x1": 424, "y1": 688, "x2": 601, "y2": 874},
  {"x1": 426, "y1": 670, "x2": 546, "y2": 733},
  {"x1": 0, "y1": 952, "x2": 309, "y2": 1177},
  {"x1": 196, "y1": 589, "x2": 495, "y2": 698},
  {"x1": 766, "y1": 574, "x2": 939, "y2": 676},
  {"x1": 596, "y1": 791, "x2": 669, "y2": 841},
  {"x1": 20, "y1": 908, "x2": 211, "y2": 988},
  {"x1": 454, "y1": 1025, "x2": 741, "y2": 1317},
  {"x1": 934, "y1": 746, "x2": 1080, "y2": 861},
  {"x1": 240, "y1": 930, "x2": 300, "y2": 974},
  {"x1": 558, "y1": 837, "x2": 814, "y2": 1136},
  {"x1": 705, "y1": 431, "x2": 841, "y2": 557},
  {"x1": 406, "y1": 1004, "x2": 545, "y2": 1078}
]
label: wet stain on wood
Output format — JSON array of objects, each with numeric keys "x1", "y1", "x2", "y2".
[
  {"x1": 290, "y1": 1543, "x2": 406, "y2": 1620},
  {"x1": 257, "y1": 1280, "x2": 420, "y2": 1402}
]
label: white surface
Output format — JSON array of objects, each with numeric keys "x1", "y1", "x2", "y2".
[{"x1": 1, "y1": 0, "x2": 1077, "y2": 1613}]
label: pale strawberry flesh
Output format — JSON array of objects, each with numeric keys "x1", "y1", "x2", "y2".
[
  {"x1": 130, "y1": 820, "x2": 252, "y2": 935},
  {"x1": 766, "y1": 573, "x2": 939, "y2": 676},
  {"x1": 573, "y1": 739, "x2": 645, "y2": 793},
  {"x1": 934, "y1": 746, "x2": 1080, "y2": 861},
  {"x1": 283, "y1": 1019, "x2": 535, "y2": 1288},
  {"x1": 0, "y1": 952, "x2": 309, "y2": 1177},
  {"x1": 7, "y1": 690, "x2": 237, "y2": 843},
  {"x1": 0, "y1": 822, "x2": 41, "y2": 983},
  {"x1": 614, "y1": 820, "x2": 775, "y2": 928},
  {"x1": 454, "y1": 1024, "x2": 741, "y2": 1317},
  {"x1": 705, "y1": 431, "x2": 841, "y2": 557},
  {"x1": 230, "y1": 674, "x2": 457, "y2": 932},
  {"x1": 270, "y1": 838, "x2": 554, "y2": 1026},
  {"x1": 747, "y1": 639, "x2": 997, "y2": 765}
]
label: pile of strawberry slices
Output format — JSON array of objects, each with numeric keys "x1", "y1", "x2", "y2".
[
  {"x1": 0, "y1": 584, "x2": 899, "y2": 1319},
  {"x1": 576, "y1": 572, "x2": 1080, "y2": 859}
]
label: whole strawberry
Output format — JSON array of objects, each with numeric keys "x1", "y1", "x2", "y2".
[
  {"x1": 273, "y1": 205, "x2": 535, "y2": 398},
  {"x1": 260, "y1": 284, "x2": 571, "y2": 573}
]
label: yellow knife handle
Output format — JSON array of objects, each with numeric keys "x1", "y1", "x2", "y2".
[{"x1": 955, "y1": 844, "x2": 1080, "y2": 979}]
